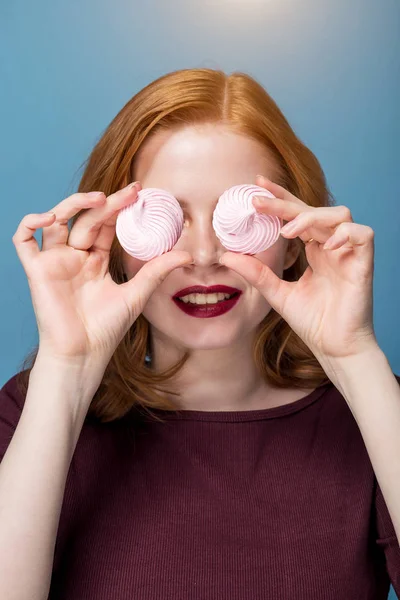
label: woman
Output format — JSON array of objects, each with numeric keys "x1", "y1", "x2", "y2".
[{"x1": 1, "y1": 68, "x2": 399, "y2": 599}]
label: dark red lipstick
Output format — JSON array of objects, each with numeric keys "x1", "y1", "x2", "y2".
[{"x1": 172, "y1": 285, "x2": 242, "y2": 319}]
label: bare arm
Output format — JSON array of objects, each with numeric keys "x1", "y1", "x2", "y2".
[
  {"x1": 5, "y1": 179, "x2": 192, "y2": 600},
  {"x1": 0, "y1": 355, "x2": 100, "y2": 600}
]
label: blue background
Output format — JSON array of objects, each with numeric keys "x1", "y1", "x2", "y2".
[{"x1": 1, "y1": 1, "x2": 399, "y2": 596}]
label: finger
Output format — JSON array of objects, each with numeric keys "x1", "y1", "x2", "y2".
[
  {"x1": 323, "y1": 222, "x2": 374, "y2": 254},
  {"x1": 255, "y1": 174, "x2": 305, "y2": 206},
  {"x1": 41, "y1": 191, "x2": 107, "y2": 250},
  {"x1": 280, "y1": 206, "x2": 353, "y2": 244},
  {"x1": 12, "y1": 211, "x2": 57, "y2": 267},
  {"x1": 90, "y1": 182, "x2": 143, "y2": 254},
  {"x1": 121, "y1": 250, "x2": 193, "y2": 316},
  {"x1": 218, "y1": 251, "x2": 294, "y2": 314},
  {"x1": 252, "y1": 194, "x2": 312, "y2": 226},
  {"x1": 66, "y1": 182, "x2": 142, "y2": 252}
]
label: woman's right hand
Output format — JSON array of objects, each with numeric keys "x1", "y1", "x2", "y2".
[{"x1": 12, "y1": 182, "x2": 192, "y2": 370}]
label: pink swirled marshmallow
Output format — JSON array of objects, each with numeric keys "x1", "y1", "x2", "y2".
[
  {"x1": 116, "y1": 188, "x2": 184, "y2": 261},
  {"x1": 212, "y1": 184, "x2": 282, "y2": 254}
]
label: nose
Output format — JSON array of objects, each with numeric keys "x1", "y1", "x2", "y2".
[{"x1": 174, "y1": 212, "x2": 225, "y2": 267}]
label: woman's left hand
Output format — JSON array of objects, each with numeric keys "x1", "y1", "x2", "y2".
[{"x1": 219, "y1": 175, "x2": 378, "y2": 362}]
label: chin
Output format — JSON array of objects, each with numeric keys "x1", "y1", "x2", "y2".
[
  {"x1": 144, "y1": 314, "x2": 259, "y2": 355},
  {"x1": 175, "y1": 334, "x2": 241, "y2": 353},
  {"x1": 142, "y1": 296, "x2": 272, "y2": 351},
  {"x1": 156, "y1": 323, "x2": 243, "y2": 345}
]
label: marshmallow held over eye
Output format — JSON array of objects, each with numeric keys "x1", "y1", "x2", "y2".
[
  {"x1": 116, "y1": 188, "x2": 184, "y2": 261},
  {"x1": 212, "y1": 184, "x2": 282, "y2": 254},
  {"x1": 116, "y1": 184, "x2": 283, "y2": 261}
]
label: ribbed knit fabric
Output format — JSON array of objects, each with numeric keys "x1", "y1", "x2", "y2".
[{"x1": 1, "y1": 372, "x2": 399, "y2": 600}]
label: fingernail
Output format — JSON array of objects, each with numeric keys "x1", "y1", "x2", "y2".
[
  {"x1": 253, "y1": 196, "x2": 271, "y2": 208},
  {"x1": 125, "y1": 181, "x2": 140, "y2": 191},
  {"x1": 323, "y1": 238, "x2": 335, "y2": 250},
  {"x1": 281, "y1": 221, "x2": 296, "y2": 233},
  {"x1": 87, "y1": 191, "x2": 105, "y2": 198}
]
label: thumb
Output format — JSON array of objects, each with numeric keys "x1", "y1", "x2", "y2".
[
  {"x1": 219, "y1": 252, "x2": 293, "y2": 314},
  {"x1": 121, "y1": 250, "x2": 193, "y2": 316}
]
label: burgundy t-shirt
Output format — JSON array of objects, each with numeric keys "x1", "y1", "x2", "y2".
[{"x1": 1, "y1": 371, "x2": 399, "y2": 599}]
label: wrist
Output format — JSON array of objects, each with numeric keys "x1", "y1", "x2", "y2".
[
  {"x1": 317, "y1": 344, "x2": 387, "y2": 397},
  {"x1": 31, "y1": 349, "x2": 105, "y2": 399}
]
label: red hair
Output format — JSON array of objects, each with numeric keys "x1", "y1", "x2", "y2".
[{"x1": 17, "y1": 68, "x2": 334, "y2": 423}]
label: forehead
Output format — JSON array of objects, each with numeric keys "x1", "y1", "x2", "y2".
[{"x1": 132, "y1": 123, "x2": 281, "y2": 185}]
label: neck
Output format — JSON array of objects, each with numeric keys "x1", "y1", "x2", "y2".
[{"x1": 149, "y1": 332, "x2": 278, "y2": 411}]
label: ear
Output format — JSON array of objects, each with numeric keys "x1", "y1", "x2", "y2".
[{"x1": 283, "y1": 238, "x2": 302, "y2": 271}]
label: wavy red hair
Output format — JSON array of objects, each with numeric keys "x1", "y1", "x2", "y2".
[{"x1": 16, "y1": 68, "x2": 334, "y2": 423}]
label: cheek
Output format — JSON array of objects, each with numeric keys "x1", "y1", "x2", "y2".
[{"x1": 255, "y1": 245, "x2": 284, "y2": 272}]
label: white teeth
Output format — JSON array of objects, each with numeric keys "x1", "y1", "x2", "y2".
[{"x1": 178, "y1": 292, "x2": 233, "y2": 305}]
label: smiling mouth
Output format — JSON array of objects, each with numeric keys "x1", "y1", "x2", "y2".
[
  {"x1": 172, "y1": 292, "x2": 242, "y2": 318},
  {"x1": 175, "y1": 292, "x2": 239, "y2": 305}
]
